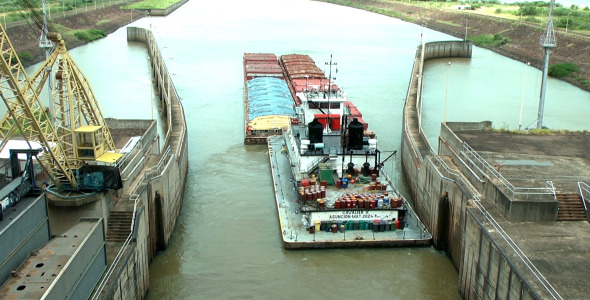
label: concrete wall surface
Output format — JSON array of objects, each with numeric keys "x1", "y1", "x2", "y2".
[
  {"x1": 401, "y1": 41, "x2": 564, "y2": 299},
  {"x1": 92, "y1": 27, "x2": 189, "y2": 299}
]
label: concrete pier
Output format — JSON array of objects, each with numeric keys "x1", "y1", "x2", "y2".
[
  {"x1": 401, "y1": 40, "x2": 590, "y2": 299},
  {"x1": 88, "y1": 27, "x2": 189, "y2": 299}
]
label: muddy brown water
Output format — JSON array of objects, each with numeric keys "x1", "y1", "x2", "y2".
[{"x1": 25, "y1": 0, "x2": 589, "y2": 298}]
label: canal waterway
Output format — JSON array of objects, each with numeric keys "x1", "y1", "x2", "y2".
[{"x1": 26, "y1": 0, "x2": 589, "y2": 298}]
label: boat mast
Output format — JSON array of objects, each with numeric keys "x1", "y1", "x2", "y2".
[{"x1": 325, "y1": 55, "x2": 337, "y2": 119}]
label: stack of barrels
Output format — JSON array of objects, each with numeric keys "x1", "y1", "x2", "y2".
[
  {"x1": 309, "y1": 218, "x2": 402, "y2": 234},
  {"x1": 298, "y1": 179, "x2": 327, "y2": 204},
  {"x1": 334, "y1": 192, "x2": 403, "y2": 209}
]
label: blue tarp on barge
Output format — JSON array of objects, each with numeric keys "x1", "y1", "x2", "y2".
[{"x1": 247, "y1": 77, "x2": 294, "y2": 121}]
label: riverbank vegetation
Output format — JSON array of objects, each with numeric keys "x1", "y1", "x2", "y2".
[
  {"x1": 488, "y1": 126, "x2": 589, "y2": 135},
  {"x1": 321, "y1": 0, "x2": 590, "y2": 92},
  {"x1": 74, "y1": 29, "x2": 106, "y2": 42},
  {"x1": 123, "y1": 0, "x2": 182, "y2": 10},
  {"x1": 470, "y1": 33, "x2": 509, "y2": 47}
]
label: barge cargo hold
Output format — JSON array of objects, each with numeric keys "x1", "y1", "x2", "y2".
[
  {"x1": 243, "y1": 53, "x2": 295, "y2": 144},
  {"x1": 268, "y1": 54, "x2": 432, "y2": 249}
]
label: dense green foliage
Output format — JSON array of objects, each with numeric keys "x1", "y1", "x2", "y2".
[
  {"x1": 123, "y1": 0, "x2": 182, "y2": 10},
  {"x1": 469, "y1": 34, "x2": 509, "y2": 47},
  {"x1": 74, "y1": 29, "x2": 106, "y2": 42},
  {"x1": 548, "y1": 63, "x2": 579, "y2": 78},
  {"x1": 18, "y1": 51, "x2": 34, "y2": 63}
]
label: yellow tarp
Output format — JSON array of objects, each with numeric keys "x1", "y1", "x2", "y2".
[{"x1": 248, "y1": 115, "x2": 291, "y2": 131}]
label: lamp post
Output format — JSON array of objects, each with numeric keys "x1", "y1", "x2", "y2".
[
  {"x1": 565, "y1": 12, "x2": 571, "y2": 36},
  {"x1": 444, "y1": 62, "x2": 451, "y2": 123},
  {"x1": 464, "y1": 19, "x2": 468, "y2": 41}
]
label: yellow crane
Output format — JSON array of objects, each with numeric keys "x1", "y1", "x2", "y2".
[{"x1": 0, "y1": 23, "x2": 122, "y2": 191}]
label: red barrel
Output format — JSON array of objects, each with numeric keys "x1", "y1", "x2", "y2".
[
  {"x1": 331, "y1": 224, "x2": 338, "y2": 233},
  {"x1": 369, "y1": 199, "x2": 376, "y2": 209},
  {"x1": 335, "y1": 199, "x2": 341, "y2": 209},
  {"x1": 358, "y1": 199, "x2": 365, "y2": 208},
  {"x1": 346, "y1": 199, "x2": 352, "y2": 208},
  {"x1": 371, "y1": 174, "x2": 377, "y2": 182}
]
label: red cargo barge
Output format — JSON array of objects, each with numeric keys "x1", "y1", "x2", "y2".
[{"x1": 243, "y1": 53, "x2": 295, "y2": 144}]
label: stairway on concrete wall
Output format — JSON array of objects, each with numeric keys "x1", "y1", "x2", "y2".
[
  {"x1": 106, "y1": 211, "x2": 133, "y2": 242},
  {"x1": 556, "y1": 193, "x2": 587, "y2": 221}
]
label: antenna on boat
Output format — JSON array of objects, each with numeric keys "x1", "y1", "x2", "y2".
[{"x1": 325, "y1": 55, "x2": 337, "y2": 123}]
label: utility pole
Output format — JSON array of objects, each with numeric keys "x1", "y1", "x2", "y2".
[
  {"x1": 39, "y1": 0, "x2": 55, "y2": 123},
  {"x1": 444, "y1": 62, "x2": 451, "y2": 123},
  {"x1": 535, "y1": 0, "x2": 556, "y2": 129}
]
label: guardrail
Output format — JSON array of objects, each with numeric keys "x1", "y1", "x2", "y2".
[
  {"x1": 93, "y1": 27, "x2": 187, "y2": 300},
  {"x1": 91, "y1": 145, "x2": 172, "y2": 299},
  {"x1": 404, "y1": 40, "x2": 561, "y2": 299},
  {"x1": 578, "y1": 182, "x2": 590, "y2": 212},
  {"x1": 426, "y1": 153, "x2": 562, "y2": 299},
  {"x1": 403, "y1": 47, "x2": 426, "y2": 165},
  {"x1": 469, "y1": 195, "x2": 562, "y2": 300},
  {"x1": 461, "y1": 143, "x2": 556, "y2": 201}
]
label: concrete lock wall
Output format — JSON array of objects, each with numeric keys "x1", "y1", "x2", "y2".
[
  {"x1": 101, "y1": 27, "x2": 189, "y2": 300},
  {"x1": 401, "y1": 41, "x2": 539, "y2": 299},
  {"x1": 460, "y1": 207, "x2": 537, "y2": 300}
]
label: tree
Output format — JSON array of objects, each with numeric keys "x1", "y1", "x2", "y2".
[{"x1": 519, "y1": 4, "x2": 538, "y2": 16}]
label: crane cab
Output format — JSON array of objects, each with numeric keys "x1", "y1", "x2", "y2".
[{"x1": 74, "y1": 125, "x2": 122, "y2": 164}]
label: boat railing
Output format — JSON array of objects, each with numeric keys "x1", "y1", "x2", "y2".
[
  {"x1": 577, "y1": 182, "x2": 590, "y2": 213},
  {"x1": 425, "y1": 154, "x2": 562, "y2": 300},
  {"x1": 461, "y1": 143, "x2": 556, "y2": 201},
  {"x1": 304, "y1": 155, "x2": 328, "y2": 174}
]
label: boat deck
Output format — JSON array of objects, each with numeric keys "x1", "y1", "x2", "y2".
[{"x1": 268, "y1": 134, "x2": 432, "y2": 249}]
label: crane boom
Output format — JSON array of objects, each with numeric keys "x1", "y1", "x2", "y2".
[
  {"x1": 0, "y1": 0, "x2": 122, "y2": 192},
  {"x1": 0, "y1": 25, "x2": 77, "y2": 189},
  {"x1": 0, "y1": 46, "x2": 58, "y2": 153}
]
